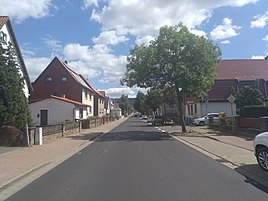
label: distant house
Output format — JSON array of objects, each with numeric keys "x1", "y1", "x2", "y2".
[
  {"x1": 186, "y1": 59, "x2": 268, "y2": 118},
  {"x1": 30, "y1": 95, "x2": 89, "y2": 126},
  {"x1": 80, "y1": 76, "x2": 106, "y2": 117},
  {"x1": 30, "y1": 57, "x2": 94, "y2": 122},
  {"x1": 161, "y1": 59, "x2": 268, "y2": 120},
  {"x1": 0, "y1": 16, "x2": 33, "y2": 97},
  {"x1": 111, "y1": 101, "x2": 122, "y2": 117}
]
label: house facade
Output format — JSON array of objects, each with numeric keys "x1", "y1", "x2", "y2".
[
  {"x1": 30, "y1": 57, "x2": 94, "y2": 119},
  {"x1": 0, "y1": 16, "x2": 33, "y2": 97},
  {"x1": 80, "y1": 76, "x2": 106, "y2": 117},
  {"x1": 30, "y1": 95, "x2": 89, "y2": 126}
]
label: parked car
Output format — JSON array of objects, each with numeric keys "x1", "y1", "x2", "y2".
[
  {"x1": 253, "y1": 132, "x2": 268, "y2": 171},
  {"x1": 192, "y1": 113, "x2": 219, "y2": 126},
  {"x1": 140, "y1": 115, "x2": 148, "y2": 120},
  {"x1": 152, "y1": 115, "x2": 164, "y2": 126}
]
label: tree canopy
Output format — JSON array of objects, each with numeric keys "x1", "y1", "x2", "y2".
[
  {"x1": 235, "y1": 87, "x2": 264, "y2": 108},
  {"x1": 121, "y1": 23, "x2": 221, "y2": 132},
  {"x1": 0, "y1": 41, "x2": 31, "y2": 129}
]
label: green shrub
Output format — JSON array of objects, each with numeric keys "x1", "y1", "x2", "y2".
[{"x1": 240, "y1": 105, "x2": 268, "y2": 118}]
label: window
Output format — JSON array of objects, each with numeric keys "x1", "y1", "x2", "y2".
[
  {"x1": 79, "y1": 108, "x2": 83, "y2": 119},
  {"x1": 46, "y1": 76, "x2": 53, "y2": 82},
  {"x1": 0, "y1": 31, "x2": 7, "y2": 44},
  {"x1": 61, "y1": 77, "x2": 67, "y2": 82}
]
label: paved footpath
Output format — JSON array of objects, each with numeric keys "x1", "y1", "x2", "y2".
[
  {"x1": 0, "y1": 117, "x2": 127, "y2": 200},
  {"x1": 159, "y1": 125, "x2": 268, "y2": 189}
]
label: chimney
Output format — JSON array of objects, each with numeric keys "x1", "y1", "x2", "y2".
[{"x1": 64, "y1": 61, "x2": 68, "y2": 64}]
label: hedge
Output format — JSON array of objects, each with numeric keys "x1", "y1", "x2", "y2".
[{"x1": 240, "y1": 105, "x2": 268, "y2": 118}]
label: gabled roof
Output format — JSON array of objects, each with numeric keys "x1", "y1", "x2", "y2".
[
  {"x1": 0, "y1": 16, "x2": 33, "y2": 91},
  {"x1": 57, "y1": 58, "x2": 93, "y2": 91},
  {"x1": 80, "y1": 75, "x2": 105, "y2": 98},
  {"x1": 208, "y1": 79, "x2": 237, "y2": 102},
  {"x1": 30, "y1": 95, "x2": 90, "y2": 107},
  {"x1": 34, "y1": 56, "x2": 94, "y2": 93},
  {"x1": 216, "y1": 59, "x2": 268, "y2": 80}
]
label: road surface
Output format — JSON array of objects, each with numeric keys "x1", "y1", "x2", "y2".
[{"x1": 6, "y1": 118, "x2": 268, "y2": 201}]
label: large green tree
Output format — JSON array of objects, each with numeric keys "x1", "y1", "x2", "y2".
[
  {"x1": 121, "y1": 23, "x2": 221, "y2": 132},
  {"x1": 0, "y1": 41, "x2": 31, "y2": 129}
]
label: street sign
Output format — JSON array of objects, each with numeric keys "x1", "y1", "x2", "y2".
[{"x1": 227, "y1": 94, "x2": 236, "y2": 103}]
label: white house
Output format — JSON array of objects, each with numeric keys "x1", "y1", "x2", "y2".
[
  {"x1": 0, "y1": 16, "x2": 33, "y2": 97},
  {"x1": 30, "y1": 95, "x2": 90, "y2": 126}
]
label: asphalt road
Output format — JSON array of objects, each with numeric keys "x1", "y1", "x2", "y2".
[{"x1": 6, "y1": 118, "x2": 268, "y2": 201}]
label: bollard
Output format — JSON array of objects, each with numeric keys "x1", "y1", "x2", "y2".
[{"x1": 35, "y1": 127, "x2": 43, "y2": 145}]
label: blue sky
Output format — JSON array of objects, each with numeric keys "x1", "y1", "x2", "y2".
[{"x1": 1, "y1": 0, "x2": 268, "y2": 98}]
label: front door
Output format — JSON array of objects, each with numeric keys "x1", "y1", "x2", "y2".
[{"x1": 40, "y1": 110, "x2": 48, "y2": 126}]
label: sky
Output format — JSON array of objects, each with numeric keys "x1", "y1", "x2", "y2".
[{"x1": 1, "y1": 0, "x2": 268, "y2": 98}]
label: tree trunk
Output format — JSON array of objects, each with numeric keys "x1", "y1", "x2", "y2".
[{"x1": 176, "y1": 87, "x2": 187, "y2": 132}]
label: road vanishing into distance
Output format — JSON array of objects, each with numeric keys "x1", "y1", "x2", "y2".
[{"x1": 6, "y1": 118, "x2": 268, "y2": 201}]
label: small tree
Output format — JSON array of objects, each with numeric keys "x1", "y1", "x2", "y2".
[
  {"x1": 120, "y1": 94, "x2": 129, "y2": 115},
  {"x1": 235, "y1": 87, "x2": 264, "y2": 108},
  {"x1": 134, "y1": 91, "x2": 147, "y2": 114},
  {"x1": 144, "y1": 88, "x2": 162, "y2": 114},
  {"x1": 121, "y1": 23, "x2": 221, "y2": 132},
  {"x1": 0, "y1": 41, "x2": 31, "y2": 129}
]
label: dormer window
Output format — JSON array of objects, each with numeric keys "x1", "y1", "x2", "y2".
[
  {"x1": 61, "y1": 77, "x2": 67, "y2": 82},
  {"x1": 0, "y1": 31, "x2": 7, "y2": 45},
  {"x1": 46, "y1": 76, "x2": 53, "y2": 83}
]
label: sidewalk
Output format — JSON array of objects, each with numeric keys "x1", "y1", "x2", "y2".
[
  {"x1": 0, "y1": 117, "x2": 127, "y2": 200},
  {"x1": 159, "y1": 125, "x2": 268, "y2": 188}
]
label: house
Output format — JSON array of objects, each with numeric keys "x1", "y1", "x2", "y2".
[
  {"x1": 186, "y1": 59, "x2": 268, "y2": 118},
  {"x1": 161, "y1": 58, "x2": 268, "y2": 120},
  {"x1": 110, "y1": 101, "x2": 122, "y2": 117},
  {"x1": 80, "y1": 76, "x2": 106, "y2": 117},
  {"x1": 99, "y1": 90, "x2": 112, "y2": 115},
  {"x1": 0, "y1": 16, "x2": 33, "y2": 97},
  {"x1": 30, "y1": 57, "x2": 95, "y2": 120},
  {"x1": 30, "y1": 95, "x2": 89, "y2": 126}
]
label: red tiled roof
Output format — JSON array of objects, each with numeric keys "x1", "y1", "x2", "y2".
[
  {"x1": 216, "y1": 59, "x2": 268, "y2": 80},
  {"x1": 208, "y1": 79, "x2": 237, "y2": 101},
  {"x1": 30, "y1": 95, "x2": 89, "y2": 106}
]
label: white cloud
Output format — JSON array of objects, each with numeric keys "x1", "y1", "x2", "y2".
[
  {"x1": 189, "y1": 29, "x2": 207, "y2": 37},
  {"x1": 251, "y1": 55, "x2": 265, "y2": 59},
  {"x1": 24, "y1": 57, "x2": 51, "y2": 82},
  {"x1": 42, "y1": 35, "x2": 63, "y2": 56},
  {"x1": 0, "y1": 0, "x2": 53, "y2": 23},
  {"x1": 135, "y1": 35, "x2": 155, "y2": 45},
  {"x1": 221, "y1": 40, "x2": 230, "y2": 44},
  {"x1": 104, "y1": 86, "x2": 148, "y2": 98},
  {"x1": 210, "y1": 18, "x2": 241, "y2": 41},
  {"x1": 92, "y1": 30, "x2": 129, "y2": 45},
  {"x1": 63, "y1": 43, "x2": 127, "y2": 84},
  {"x1": 262, "y1": 34, "x2": 268, "y2": 41},
  {"x1": 251, "y1": 9, "x2": 268, "y2": 29},
  {"x1": 89, "y1": 0, "x2": 256, "y2": 38}
]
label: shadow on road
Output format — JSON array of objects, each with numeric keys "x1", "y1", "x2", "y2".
[{"x1": 235, "y1": 164, "x2": 268, "y2": 194}]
